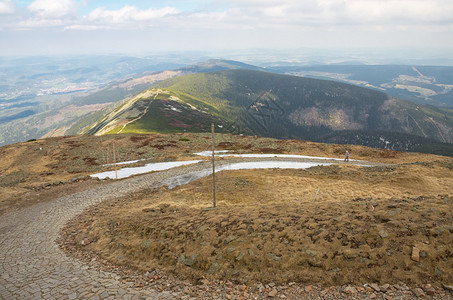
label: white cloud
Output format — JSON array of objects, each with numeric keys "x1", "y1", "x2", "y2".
[
  {"x1": 0, "y1": 0, "x2": 14, "y2": 15},
  {"x1": 88, "y1": 5, "x2": 179, "y2": 24},
  {"x1": 28, "y1": 0, "x2": 78, "y2": 18},
  {"x1": 18, "y1": 18, "x2": 66, "y2": 28},
  {"x1": 344, "y1": 0, "x2": 453, "y2": 24},
  {"x1": 219, "y1": 0, "x2": 453, "y2": 27},
  {"x1": 6, "y1": 0, "x2": 453, "y2": 31},
  {"x1": 1, "y1": 0, "x2": 453, "y2": 55},
  {"x1": 64, "y1": 24, "x2": 103, "y2": 31}
]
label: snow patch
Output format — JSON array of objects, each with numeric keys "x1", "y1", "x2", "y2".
[
  {"x1": 194, "y1": 151, "x2": 357, "y2": 161},
  {"x1": 103, "y1": 159, "x2": 145, "y2": 166},
  {"x1": 91, "y1": 160, "x2": 202, "y2": 180}
]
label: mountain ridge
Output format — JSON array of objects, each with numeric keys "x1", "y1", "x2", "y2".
[
  {"x1": 69, "y1": 69, "x2": 453, "y2": 155},
  {"x1": 2, "y1": 59, "x2": 453, "y2": 155}
]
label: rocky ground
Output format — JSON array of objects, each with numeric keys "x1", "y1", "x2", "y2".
[
  {"x1": 58, "y1": 159, "x2": 453, "y2": 299},
  {"x1": 1, "y1": 133, "x2": 453, "y2": 299}
]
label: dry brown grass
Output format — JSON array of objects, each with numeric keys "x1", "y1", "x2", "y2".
[
  {"x1": 3, "y1": 133, "x2": 451, "y2": 286},
  {"x1": 63, "y1": 161, "x2": 453, "y2": 287},
  {"x1": 4, "y1": 132, "x2": 448, "y2": 215}
]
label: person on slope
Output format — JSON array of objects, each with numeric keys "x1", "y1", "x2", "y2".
[{"x1": 344, "y1": 150, "x2": 350, "y2": 162}]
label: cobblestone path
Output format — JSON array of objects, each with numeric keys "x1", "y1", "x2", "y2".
[
  {"x1": 0, "y1": 160, "x2": 219, "y2": 299},
  {"x1": 0, "y1": 158, "x2": 386, "y2": 299}
]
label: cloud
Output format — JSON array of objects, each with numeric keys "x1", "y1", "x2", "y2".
[
  {"x1": 88, "y1": 5, "x2": 179, "y2": 24},
  {"x1": 2, "y1": 0, "x2": 453, "y2": 56},
  {"x1": 0, "y1": 0, "x2": 14, "y2": 15},
  {"x1": 219, "y1": 0, "x2": 453, "y2": 28},
  {"x1": 344, "y1": 0, "x2": 453, "y2": 24},
  {"x1": 64, "y1": 24, "x2": 104, "y2": 31},
  {"x1": 6, "y1": 0, "x2": 453, "y2": 31},
  {"x1": 28, "y1": 0, "x2": 79, "y2": 18}
]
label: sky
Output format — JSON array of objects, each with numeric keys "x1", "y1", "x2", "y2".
[{"x1": 1, "y1": 0, "x2": 453, "y2": 58}]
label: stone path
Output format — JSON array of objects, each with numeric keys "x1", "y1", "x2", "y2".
[
  {"x1": 0, "y1": 160, "x2": 220, "y2": 299},
  {"x1": 2, "y1": 158, "x2": 435, "y2": 300}
]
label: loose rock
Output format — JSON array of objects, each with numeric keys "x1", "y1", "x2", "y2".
[
  {"x1": 370, "y1": 283, "x2": 380, "y2": 292},
  {"x1": 343, "y1": 286, "x2": 357, "y2": 294},
  {"x1": 411, "y1": 247, "x2": 420, "y2": 262},
  {"x1": 413, "y1": 287, "x2": 425, "y2": 297},
  {"x1": 380, "y1": 283, "x2": 390, "y2": 292},
  {"x1": 268, "y1": 289, "x2": 278, "y2": 297},
  {"x1": 423, "y1": 284, "x2": 435, "y2": 295}
]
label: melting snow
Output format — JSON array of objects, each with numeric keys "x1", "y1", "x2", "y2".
[
  {"x1": 103, "y1": 159, "x2": 145, "y2": 166},
  {"x1": 91, "y1": 160, "x2": 202, "y2": 179},
  {"x1": 194, "y1": 151, "x2": 355, "y2": 161},
  {"x1": 91, "y1": 151, "x2": 360, "y2": 181}
]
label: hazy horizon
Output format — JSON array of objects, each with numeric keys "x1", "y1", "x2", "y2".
[
  {"x1": 1, "y1": 0, "x2": 452, "y2": 64},
  {"x1": 1, "y1": 48, "x2": 453, "y2": 68}
]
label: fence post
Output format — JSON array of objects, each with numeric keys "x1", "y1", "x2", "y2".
[{"x1": 113, "y1": 142, "x2": 118, "y2": 179}]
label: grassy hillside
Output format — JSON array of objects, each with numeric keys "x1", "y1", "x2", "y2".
[
  {"x1": 154, "y1": 70, "x2": 453, "y2": 145},
  {"x1": 71, "y1": 69, "x2": 453, "y2": 155},
  {"x1": 73, "y1": 89, "x2": 230, "y2": 136}
]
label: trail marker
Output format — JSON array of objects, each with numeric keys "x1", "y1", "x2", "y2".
[
  {"x1": 312, "y1": 188, "x2": 319, "y2": 202},
  {"x1": 112, "y1": 142, "x2": 118, "y2": 179}
]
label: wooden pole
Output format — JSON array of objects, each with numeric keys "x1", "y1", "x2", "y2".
[
  {"x1": 211, "y1": 123, "x2": 216, "y2": 208},
  {"x1": 113, "y1": 142, "x2": 118, "y2": 179},
  {"x1": 312, "y1": 188, "x2": 319, "y2": 202}
]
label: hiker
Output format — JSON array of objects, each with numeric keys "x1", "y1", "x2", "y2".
[{"x1": 344, "y1": 150, "x2": 350, "y2": 162}]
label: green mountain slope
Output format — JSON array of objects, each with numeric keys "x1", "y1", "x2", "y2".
[
  {"x1": 179, "y1": 59, "x2": 265, "y2": 73},
  {"x1": 0, "y1": 59, "x2": 264, "y2": 146},
  {"x1": 155, "y1": 70, "x2": 453, "y2": 141},
  {"x1": 71, "y1": 69, "x2": 453, "y2": 154},
  {"x1": 74, "y1": 89, "x2": 229, "y2": 136}
]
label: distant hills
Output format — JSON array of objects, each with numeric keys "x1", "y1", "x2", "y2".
[
  {"x1": 274, "y1": 65, "x2": 453, "y2": 107},
  {"x1": 1, "y1": 58, "x2": 453, "y2": 155},
  {"x1": 69, "y1": 69, "x2": 453, "y2": 155}
]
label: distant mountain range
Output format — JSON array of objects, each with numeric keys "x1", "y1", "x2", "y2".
[
  {"x1": 0, "y1": 59, "x2": 264, "y2": 145},
  {"x1": 274, "y1": 65, "x2": 453, "y2": 107},
  {"x1": 1, "y1": 59, "x2": 453, "y2": 155},
  {"x1": 67, "y1": 68, "x2": 453, "y2": 155}
]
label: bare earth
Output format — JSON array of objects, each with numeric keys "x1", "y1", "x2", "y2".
[{"x1": 1, "y1": 133, "x2": 453, "y2": 299}]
